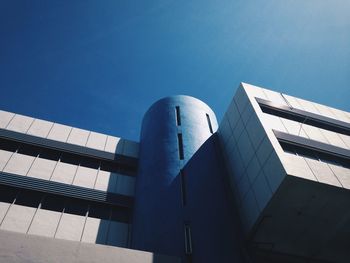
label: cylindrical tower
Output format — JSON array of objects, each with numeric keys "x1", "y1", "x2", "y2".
[{"x1": 131, "y1": 95, "x2": 217, "y2": 258}]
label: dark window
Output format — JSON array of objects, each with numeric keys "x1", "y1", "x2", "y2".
[
  {"x1": 110, "y1": 207, "x2": 129, "y2": 223},
  {"x1": 0, "y1": 138, "x2": 19, "y2": 152},
  {"x1": 178, "y1": 133, "x2": 184, "y2": 160},
  {"x1": 100, "y1": 161, "x2": 118, "y2": 173},
  {"x1": 0, "y1": 185, "x2": 18, "y2": 203},
  {"x1": 206, "y1": 113, "x2": 213, "y2": 134},
  {"x1": 39, "y1": 148, "x2": 60, "y2": 161},
  {"x1": 80, "y1": 157, "x2": 100, "y2": 169},
  {"x1": 65, "y1": 199, "x2": 88, "y2": 216},
  {"x1": 180, "y1": 170, "x2": 187, "y2": 206},
  {"x1": 41, "y1": 194, "x2": 66, "y2": 212},
  {"x1": 60, "y1": 152, "x2": 80, "y2": 165},
  {"x1": 280, "y1": 141, "x2": 350, "y2": 169},
  {"x1": 259, "y1": 103, "x2": 350, "y2": 137},
  {"x1": 184, "y1": 223, "x2": 193, "y2": 255},
  {"x1": 89, "y1": 203, "x2": 111, "y2": 220},
  {"x1": 175, "y1": 106, "x2": 181, "y2": 126},
  {"x1": 15, "y1": 190, "x2": 42, "y2": 208},
  {"x1": 18, "y1": 143, "x2": 41, "y2": 157}
]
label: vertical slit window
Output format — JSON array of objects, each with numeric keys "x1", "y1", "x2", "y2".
[
  {"x1": 175, "y1": 106, "x2": 181, "y2": 126},
  {"x1": 184, "y1": 223, "x2": 193, "y2": 255},
  {"x1": 177, "y1": 133, "x2": 184, "y2": 160},
  {"x1": 180, "y1": 169, "x2": 187, "y2": 206},
  {"x1": 206, "y1": 113, "x2": 213, "y2": 134}
]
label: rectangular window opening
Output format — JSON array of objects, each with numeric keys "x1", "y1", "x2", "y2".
[
  {"x1": 206, "y1": 113, "x2": 213, "y2": 134},
  {"x1": 280, "y1": 141, "x2": 350, "y2": 169},
  {"x1": 184, "y1": 223, "x2": 193, "y2": 255},
  {"x1": 258, "y1": 102, "x2": 350, "y2": 137},
  {"x1": 180, "y1": 169, "x2": 187, "y2": 206},
  {"x1": 175, "y1": 106, "x2": 181, "y2": 126},
  {"x1": 177, "y1": 133, "x2": 184, "y2": 160}
]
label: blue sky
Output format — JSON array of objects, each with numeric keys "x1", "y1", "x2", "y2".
[{"x1": 1, "y1": 1, "x2": 349, "y2": 141}]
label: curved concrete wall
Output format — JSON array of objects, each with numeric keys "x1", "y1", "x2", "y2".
[{"x1": 132, "y1": 95, "x2": 217, "y2": 257}]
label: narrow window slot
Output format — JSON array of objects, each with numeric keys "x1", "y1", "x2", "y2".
[
  {"x1": 175, "y1": 106, "x2": 181, "y2": 126},
  {"x1": 180, "y1": 169, "x2": 187, "y2": 206},
  {"x1": 184, "y1": 223, "x2": 193, "y2": 255},
  {"x1": 177, "y1": 133, "x2": 184, "y2": 160},
  {"x1": 206, "y1": 113, "x2": 213, "y2": 134}
]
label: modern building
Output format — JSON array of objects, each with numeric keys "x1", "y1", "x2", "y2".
[{"x1": 0, "y1": 83, "x2": 349, "y2": 263}]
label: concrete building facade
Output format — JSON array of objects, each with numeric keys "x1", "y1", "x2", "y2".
[{"x1": 0, "y1": 83, "x2": 349, "y2": 262}]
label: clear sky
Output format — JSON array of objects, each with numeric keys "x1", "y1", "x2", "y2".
[{"x1": 1, "y1": 1, "x2": 349, "y2": 141}]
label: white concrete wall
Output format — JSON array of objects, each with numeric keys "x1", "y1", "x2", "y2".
[
  {"x1": 0, "y1": 110, "x2": 139, "y2": 158},
  {"x1": 218, "y1": 82, "x2": 350, "y2": 235},
  {"x1": 0, "y1": 230, "x2": 181, "y2": 263}
]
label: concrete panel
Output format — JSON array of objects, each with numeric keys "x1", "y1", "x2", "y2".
[
  {"x1": 6, "y1": 114, "x2": 34, "y2": 134},
  {"x1": 27, "y1": 119, "x2": 54, "y2": 138},
  {"x1": 246, "y1": 155, "x2": 261, "y2": 184},
  {"x1": 86, "y1": 132, "x2": 107, "y2": 151},
  {"x1": 279, "y1": 118, "x2": 308, "y2": 138},
  {"x1": 115, "y1": 175, "x2": 135, "y2": 196},
  {"x1": 281, "y1": 153, "x2": 316, "y2": 181},
  {"x1": 228, "y1": 148, "x2": 245, "y2": 184},
  {"x1": 0, "y1": 149, "x2": 13, "y2": 171},
  {"x1": 328, "y1": 107, "x2": 350, "y2": 123},
  {"x1": 0, "y1": 110, "x2": 15, "y2": 129},
  {"x1": 226, "y1": 100, "x2": 240, "y2": 130},
  {"x1": 94, "y1": 170, "x2": 118, "y2": 192},
  {"x1": 67, "y1": 128, "x2": 90, "y2": 146},
  {"x1": 262, "y1": 151, "x2": 285, "y2": 193},
  {"x1": 0, "y1": 202, "x2": 10, "y2": 223},
  {"x1": 256, "y1": 136, "x2": 273, "y2": 166},
  {"x1": 233, "y1": 86, "x2": 249, "y2": 114},
  {"x1": 241, "y1": 103, "x2": 254, "y2": 126},
  {"x1": 0, "y1": 230, "x2": 181, "y2": 263},
  {"x1": 224, "y1": 133, "x2": 236, "y2": 157},
  {"x1": 73, "y1": 166, "x2": 98, "y2": 189},
  {"x1": 106, "y1": 221, "x2": 128, "y2": 247},
  {"x1": 242, "y1": 82, "x2": 268, "y2": 100},
  {"x1": 1, "y1": 205, "x2": 36, "y2": 233},
  {"x1": 328, "y1": 165, "x2": 350, "y2": 189},
  {"x1": 55, "y1": 213, "x2": 86, "y2": 241},
  {"x1": 236, "y1": 130, "x2": 254, "y2": 169},
  {"x1": 252, "y1": 171, "x2": 272, "y2": 211},
  {"x1": 27, "y1": 158, "x2": 57, "y2": 180},
  {"x1": 218, "y1": 115, "x2": 232, "y2": 144},
  {"x1": 28, "y1": 209, "x2": 61, "y2": 238},
  {"x1": 122, "y1": 140, "x2": 139, "y2": 158},
  {"x1": 237, "y1": 173, "x2": 250, "y2": 203},
  {"x1": 312, "y1": 102, "x2": 337, "y2": 119},
  {"x1": 232, "y1": 117, "x2": 244, "y2": 141},
  {"x1": 295, "y1": 98, "x2": 320, "y2": 115},
  {"x1": 304, "y1": 158, "x2": 342, "y2": 187},
  {"x1": 246, "y1": 113, "x2": 265, "y2": 150},
  {"x1": 104, "y1": 136, "x2": 122, "y2": 153},
  {"x1": 47, "y1": 123, "x2": 72, "y2": 142},
  {"x1": 339, "y1": 134, "x2": 350, "y2": 149},
  {"x1": 81, "y1": 217, "x2": 109, "y2": 244},
  {"x1": 302, "y1": 124, "x2": 329, "y2": 144},
  {"x1": 320, "y1": 129, "x2": 347, "y2": 149},
  {"x1": 3, "y1": 153, "x2": 35, "y2": 176},
  {"x1": 261, "y1": 88, "x2": 287, "y2": 106},
  {"x1": 51, "y1": 162, "x2": 77, "y2": 184},
  {"x1": 282, "y1": 94, "x2": 304, "y2": 111},
  {"x1": 260, "y1": 114, "x2": 287, "y2": 133},
  {"x1": 241, "y1": 188, "x2": 260, "y2": 233}
]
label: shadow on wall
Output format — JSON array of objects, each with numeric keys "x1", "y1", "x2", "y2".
[
  {"x1": 152, "y1": 254, "x2": 182, "y2": 263},
  {"x1": 180, "y1": 134, "x2": 245, "y2": 263},
  {"x1": 95, "y1": 138, "x2": 133, "y2": 247}
]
